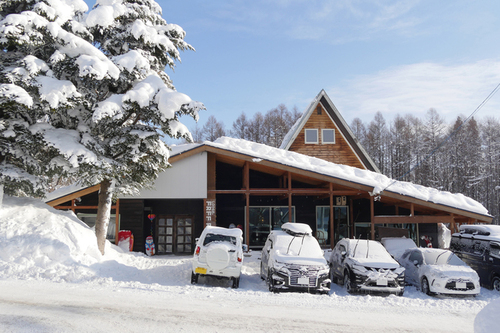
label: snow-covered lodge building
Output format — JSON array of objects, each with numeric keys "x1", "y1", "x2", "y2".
[{"x1": 46, "y1": 90, "x2": 492, "y2": 254}]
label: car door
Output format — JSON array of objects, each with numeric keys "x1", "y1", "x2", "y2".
[
  {"x1": 261, "y1": 236, "x2": 273, "y2": 279},
  {"x1": 406, "y1": 250, "x2": 423, "y2": 286},
  {"x1": 330, "y1": 241, "x2": 347, "y2": 280}
]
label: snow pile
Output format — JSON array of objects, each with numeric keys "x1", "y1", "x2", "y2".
[
  {"x1": 0, "y1": 195, "x2": 195, "y2": 287},
  {"x1": 0, "y1": 196, "x2": 102, "y2": 282},
  {"x1": 474, "y1": 298, "x2": 500, "y2": 333}
]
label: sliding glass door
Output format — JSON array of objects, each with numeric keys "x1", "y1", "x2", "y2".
[{"x1": 248, "y1": 206, "x2": 295, "y2": 247}]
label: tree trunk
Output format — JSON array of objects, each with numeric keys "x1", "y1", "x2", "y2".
[{"x1": 95, "y1": 179, "x2": 113, "y2": 255}]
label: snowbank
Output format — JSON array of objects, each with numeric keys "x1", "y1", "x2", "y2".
[
  {"x1": 0, "y1": 196, "x2": 104, "y2": 281},
  {"x1": 474, "y1": 298, "x2": 500, "y2": 333}
]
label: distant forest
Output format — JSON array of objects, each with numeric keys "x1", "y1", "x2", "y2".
[{"x1": 193, "y1": 106, "x2": 500, "y2": 224}]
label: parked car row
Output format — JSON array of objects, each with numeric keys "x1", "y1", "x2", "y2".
[{"x1": 190, "y1": 223, "x2": 500, "y2": 296}]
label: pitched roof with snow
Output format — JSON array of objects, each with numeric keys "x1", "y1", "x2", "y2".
[
  {"x1": 279, "y1": 89, "x2": 380, "y2": 172},
  {"x1": 170, "y1": 136, "x2": 490, "y2": 218}
]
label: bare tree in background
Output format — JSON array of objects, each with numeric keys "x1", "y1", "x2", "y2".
[{"x1": 202, "y1": 115, "x2": 226, "y2": 142}]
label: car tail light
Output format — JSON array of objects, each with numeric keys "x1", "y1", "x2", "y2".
[
  {"x1": 237, "y1": 256, "x2": 242, "y2": 262},
  {"x1": 195, "y1": 246, "x2": 200, "y2": 256}
]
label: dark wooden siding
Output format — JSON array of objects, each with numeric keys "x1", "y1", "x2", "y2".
[
  {"x1": 119, "y1": 199, "x2": 145, "y2": 252},
  {"x1": 288, "y1": 104, "x2": 366, "y2": 169}
]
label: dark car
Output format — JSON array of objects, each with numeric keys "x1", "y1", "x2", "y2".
[
  {"x1": 329, "y1": 238, "x2": 405, "y2": 295},
  {"x1": 450, "y1": 224, "x2": 500, "y2": 291}
]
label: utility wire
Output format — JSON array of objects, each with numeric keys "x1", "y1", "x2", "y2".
[{"x1": 379, "y1": 82, "x2": 500, "y2": 194}]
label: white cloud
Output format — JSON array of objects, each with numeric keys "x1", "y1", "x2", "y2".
[
  {"x1": 199, "y1": 0, "x2": 425, "y2": 42},
  {"x1": 328, "y1": 59, "x2": 500, "y2": 123}
]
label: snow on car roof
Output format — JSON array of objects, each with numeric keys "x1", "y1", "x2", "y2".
[
  {"x1": 202, "y1": 226, "x2": 243, "y2": 238},
  {"x1": 381, "y1": 237, "x2": 417, "y2": 260},
  {"x1": 458, "y1": 224, "x2": 500, "y2": 236},
  {"x1": 281, "y1": 222, "x2": 312, "y2": 235}
]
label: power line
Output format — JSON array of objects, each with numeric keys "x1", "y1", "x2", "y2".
[{"x1": 379, "y1": 82, "x2": 500, "y2": 194}]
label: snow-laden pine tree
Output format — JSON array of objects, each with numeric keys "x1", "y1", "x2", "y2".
[{"x1": 0, "y1": 0, "x2": 203, "y2": 254}]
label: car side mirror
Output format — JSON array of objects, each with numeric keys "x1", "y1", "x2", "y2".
[
  {"x1": 242, "y1": 244, "x2": 249, "y2": 252},
  {"x1": 341, "y1": 251, "x2": 347, "y2": 259}
]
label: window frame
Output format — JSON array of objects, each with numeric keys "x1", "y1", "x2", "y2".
[
  {"x1": 321, "y1": 128, "x2": 335, "y2": 144},
  {"x1": 304, "y1": 128, "x2": 319, "y2": 144}
]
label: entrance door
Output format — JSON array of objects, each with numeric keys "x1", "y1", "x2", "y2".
[
  {"x1": 157, "y1": 215, "x2": 194, "y2": 254},
  {"x1": 316, "y1": 206, "x2": 349, "y2": 246},
  {"x1": 248, "y1": 206, "x2": 295, "y2": 247}
]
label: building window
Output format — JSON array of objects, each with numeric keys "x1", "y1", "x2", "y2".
[
  {"x1": 77, "y1": 213, "x2": 118, "y2": 242},
  {"x1": 322, "y1": 129, "x2": 335, "y2": 144},
  {"x1": 304, "y1": 129, "x2": 318, "y2": 144}
]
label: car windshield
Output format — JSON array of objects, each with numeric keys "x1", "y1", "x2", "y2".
[
  {"x1": 274, "y1": 234, "x2": 323, "y2": 258},
  {"x1": 203, "y1": 233, "x2": 237, "y2": 246},
  {"x1": 350, "y1": 240, "x2": 393, "y2": 260},
  {"x1": 422, "y1": 250, "x2": 466, "y2": 266}
]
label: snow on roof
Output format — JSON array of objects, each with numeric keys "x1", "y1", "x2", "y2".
[
  {"x1": 171, "y1": 137, "x2": 489, "y2": 217},
  {"x1": 44, "y1": 181, "x2": 87, "y2": 202},
  {"x1": 46, "y1": 135, "x2": 490, "y2": 218}
]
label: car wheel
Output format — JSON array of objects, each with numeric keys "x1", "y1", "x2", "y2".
[
  {"x1": 421, "y1": 277, "x2": 432, "y2": 295},
  {"x1": 344, "y1": 271, "x2": 352, "y2": 294},
  {"x1": 232, "y1": 277, "x2": 240, "y2": 289},
  {"x1": 191, "y1": 272, "x2": 198, "y2": 284},
  {"x1": 492, "y1": 276, "x2": 500, "y2": 292}
]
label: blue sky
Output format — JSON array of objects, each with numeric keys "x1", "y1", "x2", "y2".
[{"x1": 107, "y1": 1, "x2": 500, "y2": 131}]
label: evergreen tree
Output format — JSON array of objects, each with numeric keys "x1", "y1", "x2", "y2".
[{"x1": 0, "y1": 0, "x2": 204, "y2": 254}]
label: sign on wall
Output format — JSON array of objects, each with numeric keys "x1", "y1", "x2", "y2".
[{"x1": 204, "y1": 199, "x2": 216, "y2": 227}]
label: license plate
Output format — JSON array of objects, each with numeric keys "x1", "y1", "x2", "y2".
[
  {"x1": 298, "y1": 277, "x2": 309, "y2": 285},
  {"x1": 456, "y1": 281, "x2": 466, "y2": 289},
  {"x1": 377, "y1": 278, "x2": 388, "y2": 286},
  {"x1": 195, "y1": 267, "x2": 207, "y2": 274}
]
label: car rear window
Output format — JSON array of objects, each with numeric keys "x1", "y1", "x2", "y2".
[{"x1": 203, "y1": 233, "x2": 237, "y2": 246}]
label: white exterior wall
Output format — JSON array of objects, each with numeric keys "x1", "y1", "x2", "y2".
[{"x1": 120, "y1": 152, "x2": 207, "y2": 199}]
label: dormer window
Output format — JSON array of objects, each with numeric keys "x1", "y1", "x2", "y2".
[
  {"x1": 322, "y1": 129, "x2": 335, "y2": 144},
  {"x1": 304, "y1": 129, "x2": 318, "y2": 144}
]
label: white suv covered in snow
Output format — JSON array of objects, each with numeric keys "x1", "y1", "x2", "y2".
[{"x1": 191, "y1": 226, "x2": 244, "y2": 288}]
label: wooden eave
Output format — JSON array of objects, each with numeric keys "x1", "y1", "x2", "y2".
[{"x1": 46, "y1": 184, "x2": 101, "y2": 207}]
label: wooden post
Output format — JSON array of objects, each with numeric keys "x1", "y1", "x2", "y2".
[
  {"x1": 115, "y1": 199, "x2": 120, "y2": 244},
  {"x1": 349, "y1": 197, "x2": 354, "y2": 239},
  {"x1": 330, "y1": 183, "x2": 334, "y2": 248},
  {"x1": 288, "y1": 171, "x2": 292, "y2": 223},
  {"x1": 244, "y1": 161, "x2": 250, "y2": 246},
  {"x1": 370, "y1": 196, "x2": 375, "y2": 240}
]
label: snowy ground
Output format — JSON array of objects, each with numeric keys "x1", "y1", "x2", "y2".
[{"x1": 0, "y1": 196, "x2": 499, "y2": 333}]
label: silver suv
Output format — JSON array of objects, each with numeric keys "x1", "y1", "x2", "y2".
[
  {"x1": 260, "y1": 223, "x2": 330, "y2": 294},
  {"x1": 191, "y1": 226, "x2": 244, "y2": 288}
]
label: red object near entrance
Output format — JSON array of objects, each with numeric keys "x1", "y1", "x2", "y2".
[{"x1": 118, "y1": 230, "x2": 134, "y2": 251}]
